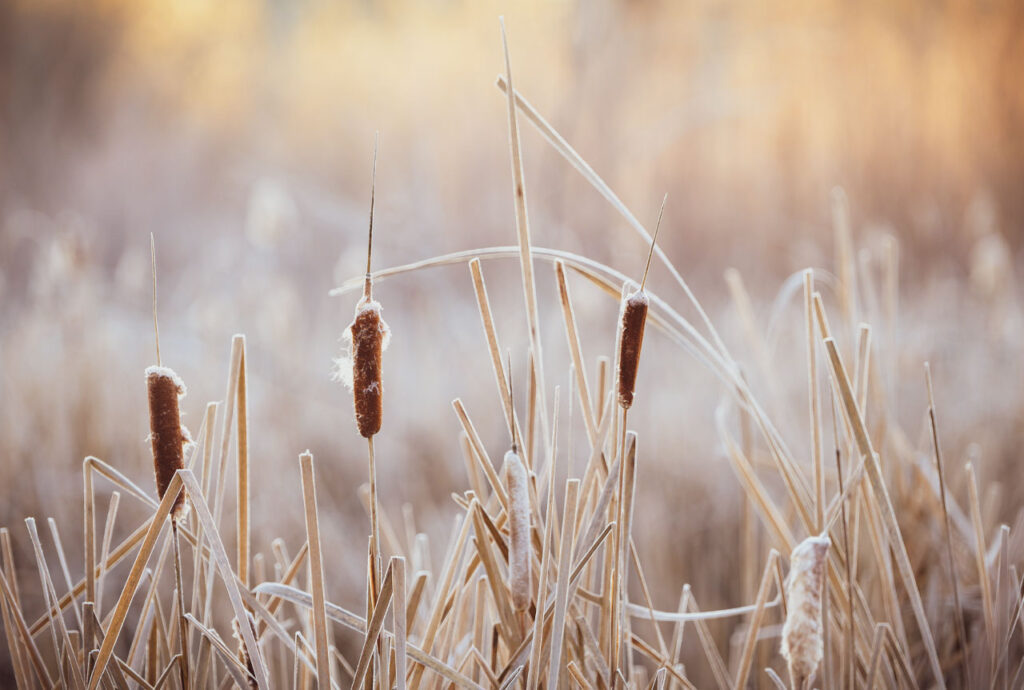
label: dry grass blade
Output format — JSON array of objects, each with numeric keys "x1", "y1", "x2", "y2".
[
  {"x1": 469, "y1": 258, "x2": 528, "y2": 465},
  {"x1": 498, "y1": 17, "x2": 551, "y2": 457},
  {"x1": 237, "y1": 337, "x2": 250, "y2": 588},
  {"x1": 545, "y1": 478, "x2": 579, "y2": 690},
  {"x1": 733, "y1": 550, "x2": 780, "y2": 690},
  {"x1": 299, "y1": 451, "x2": 332, "y2": 690},
  {"x1": 350, "y1": 559, "x2": 395, "y2": 690},
  {"x1": 554, "y1": 260, "x2": 598, "y2": 446}
]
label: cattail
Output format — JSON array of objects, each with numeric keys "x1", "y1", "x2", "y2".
[
  {"x1": 505, "y1": 448, "x2": 530, "y2": 611},
  {"x1": 337, "y1": 136, "x2": 390, "y2": 438},
  {"x1": 347, "y1": 294, "x2": 389, "y2": 438},
  {"x1": 616, "y1": 290, "x2": 649, "y2": 409},
  {"x1": 781, "y1": 534, "x2": 830, "y2": 687},
  {"x1": 146, "y1": 366, "x2": 191, "y2": 522},
  {"x1": 616, "y1": 195, "x2": 665, "y2": 409},
  {"x1": 232, "y1": 613, "x2": 259, "y2": 690}
]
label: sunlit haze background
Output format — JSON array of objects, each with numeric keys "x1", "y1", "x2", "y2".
[{"x1": 2, "y1": 0, "x2": 1024, "y2": 683}]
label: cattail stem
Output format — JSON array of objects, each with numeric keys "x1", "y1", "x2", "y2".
[
  {"x1": 171, "y1": 522, "x2": 190, "y2": 690},
  {"x1": 367, "y1": 436, "x2": 381, "y2": 593}
]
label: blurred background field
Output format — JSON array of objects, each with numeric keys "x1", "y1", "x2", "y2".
[{"x1": 2, "y1": 0, "x2": 1024, "y2": 684}]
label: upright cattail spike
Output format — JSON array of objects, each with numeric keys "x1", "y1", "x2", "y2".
[
  {"x1": 640, "y1": 193, "x2": 667, "y2": 292},
  {"x1": 146, "y1": 239, "x2": 189, "y2": 522},
  {"x1": 365, "y1": 133, "x2": 378, "y2": 299},
  {"x1": 506, "y1": 350, "x2": 518, "y2": 453},
  {"x1": 781, "y1": 534, "x2": 830, "y2": 689},
  {"x1": 147, "y1": 369, "x2": 190, "y2": 521},
  {"x1": 342, "y1": 137, "x2": 390, "y2": 438},
  {"x1": 615, "y1": 196, "x2": 666, "y2": 409},
  {"x1": 150, "y1": 233, "x2": 160, "y2": 366}
]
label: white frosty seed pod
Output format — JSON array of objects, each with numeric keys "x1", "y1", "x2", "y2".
[
  {"x1": 505, "y1": 449, "x2": 531, "y2": 611},
  {"x1": 781, "y1": 534, "x2": 830, "y2": 687}
]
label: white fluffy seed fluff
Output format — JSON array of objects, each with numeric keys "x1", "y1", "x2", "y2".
[
  {"x1": 332, "y1": 297, "x2": 391, "y2": 389},
  {"x1": 781, "y1": 534, "x2": 830, "y2": 685},
  {"x1": 505, "y1": 449, "x2": 531, "y2": 611}
]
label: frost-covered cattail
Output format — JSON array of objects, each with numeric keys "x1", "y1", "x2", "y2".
[
  {"x1": 337, "y1": 139, "x2": 390, "y2": 438},
  {"x1": 232, "y1": 613, "x2": 259, "y2": 690},
  {"x1": 616, "y1": 195, "x2": 666, "y2": 409},
  {"x1": 347, "y1": 292, "x2": 389, "y2": 438},
  {"x1": 146, "y1": 366, "x2": 191, "y2": 522},
  {"x1": 505, "y1": 448, "x2": 531, "y2": 611},
  {"x1": 781, "y1": 534, "x2": 830, "y2": 687},
  {"x1": 147, "y1": 238, "x2": 190, "y2": 522}
]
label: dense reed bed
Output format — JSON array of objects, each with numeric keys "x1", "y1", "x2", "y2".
[{"x1": 1, "y1": 24, "x2": 1023, "y2": 690}]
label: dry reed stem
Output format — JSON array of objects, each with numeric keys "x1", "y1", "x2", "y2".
[
  {"x1": 237, "y1": 340, "x2": 250, "y2": 588},
  {"x1": 554, "y1": 260, "x2": 598, "y2": 446},
  {"x1": 48, "y1": 523, "x2": 81, "y2": 637},
  {"x1": 733, "y1": 549, "x2": 780, "y2": 690},
  {"x1": 966, "y1": 460, "x2": 996, "y2": 666},
  {"x1": 350, "y1": 559, "x2": 395, "y2": 690},
  {"x1": 545, "y1": 478, "x2": 579, "y2": 690},
  {"x1": 686, "y1": 593, "x2": 733, "y2": 690},
  {"x1": 393, "y1": 557, "x2": 408, "y2": 690},
  {"x1": 831, "y1": 188, "x2": 858, "y2": 335},
  {"x1": 212, "y1": 335, "x2": 244, "y2": 530},
  {"x1": 298, "y1": 451, "x2": 332, "y2": 690},
  {"x1": 526, "y1": 459, "x2": 558, "y2": 690},
  {"x1": 83, "y1": 456, "x2": 96, "y2": 614},
  {"x1": 470, "y1": 507, "x2": 520, "y2": 648},
  {"x1": 169, "y1": 525, "x2": 190, "y2": 690},
  {"x1": 821, "y1": 336, "x2": 946, "y2": 688},
  {"x1": 95, "y1": 491, "x2": 120, "y2": 619},
  {"x1": 804, "y1": 271, "x2": 825, "y2": 534},
  {"x1": 183, "y1": 613, "x2": 255, "y2": 689},
  {"x1": 499, "y1": 18, "x2": 551, "y2": 457},
  {"x1": 358, "y1": 484, "x2": 405, "y2": 559},
  {"x1": 452, "y1": 399, "x2": 510, "y2": 509},
  {"x1": 925, "y1": 363, "x2": 970, "y2": 688},
  {"x1": 469, "y1": 258, "x2": 529, "y2": 464}
]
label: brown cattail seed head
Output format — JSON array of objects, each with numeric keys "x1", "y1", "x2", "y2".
[
  {"x1": 781, "y1": 535, "x2": 830, "y2": 685},
  {"x1": 232, "y1": 613, "x2": 259, "y2": 690},
  {"x1": 505, "y1": 449, "x2": 531, "y2": 611},
  {"x1": 146, "y1": 366, "x2": 191, "y2": 522},
  {"x1": 616, "y1": 289, "x2": 649, "y2": 409},
  {"x1": 340, "y1": 295, "x2": 390, "y2": 438}
]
